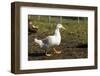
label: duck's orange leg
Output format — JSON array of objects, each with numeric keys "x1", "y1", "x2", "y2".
[{"x1": 53, "y1": 48, "x2": 61, "y2": 54}]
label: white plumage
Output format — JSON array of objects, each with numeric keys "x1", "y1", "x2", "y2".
[{"x1": 34, "y1": 24, "x2": 65, "y2": 56}]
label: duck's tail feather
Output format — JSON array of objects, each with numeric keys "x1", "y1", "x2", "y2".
[{"x1": 34, "y1": 38, "x2": 43, "y2": 48}]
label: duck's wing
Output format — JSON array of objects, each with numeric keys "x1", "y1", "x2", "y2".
[{"x1": 42, "y1": 37, "x2": 49, "y2": 45}]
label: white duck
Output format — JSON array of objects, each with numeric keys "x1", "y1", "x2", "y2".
[{"x1": 34, "y1": 24, "x2": 65, "y2": 56}]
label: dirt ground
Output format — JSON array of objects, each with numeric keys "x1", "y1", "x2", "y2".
[{"x1": 28, "y1": 33, "x2": 87, "y2": 61}]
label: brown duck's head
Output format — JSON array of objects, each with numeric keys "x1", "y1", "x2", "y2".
[{"x1": 28, "y1": 19, "x2": 33, "y2": 25}]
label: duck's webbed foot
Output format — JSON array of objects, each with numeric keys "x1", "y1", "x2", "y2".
[
  {"x1": 53, "y1": 48, "x2": 61, "y2": 54},
  {"x1": 45, "y1": 51, "x2": 52, "y2": 56}
]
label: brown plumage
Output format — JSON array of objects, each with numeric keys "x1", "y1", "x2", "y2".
[{"x1": 28, "y1": 19, "x2": 38, "y2": 33}]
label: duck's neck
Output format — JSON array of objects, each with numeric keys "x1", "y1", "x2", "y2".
[{"x1": 54, "y1": 28, "x2": 61, "y2": 38}]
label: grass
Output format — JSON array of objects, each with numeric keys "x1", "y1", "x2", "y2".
[{"x1": 28, "y1": 15, "x2": 88, "y2": 60}]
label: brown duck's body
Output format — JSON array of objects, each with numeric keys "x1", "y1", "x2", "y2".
[
  {"x1": 28, "y1": 24, "x2": 38, "y2": 33},
  {"x1": 28, "y1": 19, "x2": 38, "y2": 33}
]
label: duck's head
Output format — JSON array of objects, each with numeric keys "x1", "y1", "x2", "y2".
[{"x1": 56, "y1": 24, "x2": 65, "y2": 30}]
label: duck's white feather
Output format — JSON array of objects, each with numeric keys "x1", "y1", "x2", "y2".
[{"x1": 34, "y1": 24, "x2": 64, "y2": 48}]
